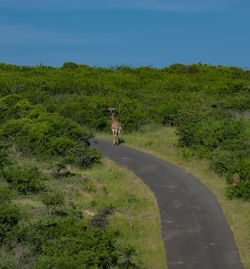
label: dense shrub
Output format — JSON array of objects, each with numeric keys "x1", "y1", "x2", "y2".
[
  {"x1": 0, "y1": 185, "x2": 13, "y2": 204},
  {"x1": 193, "y1": 119, "x2": 243, "y2": 151},
  {"x1": 3, "y1": 166, "x2": 46, "y2": 194},
  {"x1": 0, "y1": 185, "x2": 20, "y2": 243},
  {"x1": 177, "y1": 102, "x2": 250, "y2": 199},
  {"x1": 0, "y1": 112, "x2": 88, "y2": 156},
  {"x1": 177, "y1": 104, "x2": 212, "y2": 147},
  {"x1": 68, "y1": 145, "x2": 102, "y2": 168},
  {"x1": 225, "y1": 180, "x2": 250, "y2": 201},
  {"x1": 209, "y1": 151, "x2": 250, "y2": 182},
  {"x1": 0, "y1": 205, "x2": 21, "y2": 242},
  {"x1": 34, "y1": 218, "x2": 136, "y2": 269},
  {"x1": 0, "y1": 151, "x2": 11, "y2": 172},
  {"x1": 0, "y1": 187, "x2": 21, "y2": 243},
  {"x1": 0, "y1": 96, "x2": 101, "y2": 167},
  {"x1": 62, "y1": 62, "x2": 79, "y2": 69},
  {"x1": 0, "y1": 95, "x2": 32, "y2": 123}
]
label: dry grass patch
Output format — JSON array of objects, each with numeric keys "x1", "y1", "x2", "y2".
[{"x1": 83, "y1": 209, "x2": 95, "y2": 216}]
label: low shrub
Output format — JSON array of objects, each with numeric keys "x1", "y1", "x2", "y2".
[
  {"x1": 81, "y1": 176, "x2": 97, "y2": 192},
  {"x1": 84, "y1": 182, "x2": 97, "y2": 193},
  {"x1": 0, "y1": 185, "x2": 13, "y2": 204},
  {"x1": 0, "y1": 183, "x2": 21, "y2": 244},
  {"x1": 225, "y1": 180, "x2": 250, "y2": 201},
  {"x1": 89, "y1": 206, "x2": 115, "y2": 229},
  {"x1": 118, "y1": 245, "x2": 138, "y2": 268},
  {"x1": 0, "y1": 143, "x2": 11, "y2": 173},
  {"x1": 181, "y1": 147, "x2": 194, "y2": 160},
  {"x1": 41, "y1": 192, "x2": 65, "y2": 216},
  {"x1": 52, "y1": 160, "x2": 67, "y2": 178},
  {"x1": 3, "y1": 166, "x2": 46, "y2": 194},
  {"x1": 68, "y1": 145, "x2": 102, "y2": 168},
  {"x1": 0, "y1": 205, "x2": 21, "y2": 242}
]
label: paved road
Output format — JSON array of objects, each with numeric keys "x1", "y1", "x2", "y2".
[{"x1": 90, "y1": 138, "x2": 244, "y2": 269}]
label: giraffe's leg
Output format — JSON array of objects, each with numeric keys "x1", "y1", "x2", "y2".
[
  {"x1": 112, "y1": 129, "x2": 116, "y2": 145},
  {"x1": 116, "y1": 132, "x2": 119, "y2": 145},
  {"x1": 117, "y1": 128, "x2": 121, "y2": 145},
  {"x1": 115, "y1": 131, "x2": 118, "y2": 145}
]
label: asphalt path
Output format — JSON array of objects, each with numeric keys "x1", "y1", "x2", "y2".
[{"x1": 90, "y1": 138, "x2": 244, "y2": 269}]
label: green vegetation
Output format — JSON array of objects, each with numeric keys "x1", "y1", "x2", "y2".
[
  {"x1": 0, "y1": 62, "x2": 249, "y2": 199},
  {"x1": 0, "y1": 62, "x2": 249, "y2": 267},
  {"x1": 0, "y1": 92, "x2": 165, "y2": 268},
  {"x1": 0, "y1": 155, "x2": 165, "y2": 268},
  {"x1": 98, "y1": 124, "x2": 250, "y2": 268}
]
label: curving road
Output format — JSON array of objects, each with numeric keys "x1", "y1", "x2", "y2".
[{"x1": 90, "y1": 138, "x2": 244, "y2": 269}]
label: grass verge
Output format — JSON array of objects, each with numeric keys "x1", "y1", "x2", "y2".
[
  {"x1": 97, "y1": 124, "x2": 250, "y2": 269},
  {"x1": 76, "y1": 158, "x2": 167, "y2": 269}
]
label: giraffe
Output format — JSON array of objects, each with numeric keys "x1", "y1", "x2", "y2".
[{"x1": 108, "y1": 107, "x2": 121, "y2": 145}]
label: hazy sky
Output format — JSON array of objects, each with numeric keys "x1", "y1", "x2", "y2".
[{"x1": 1, "y1": 0, "x2": 249, "y2": 67}]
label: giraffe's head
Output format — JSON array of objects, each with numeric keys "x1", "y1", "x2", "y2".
[{"x1": 108, "y1": 107, "x2": 115, "y2": 114}]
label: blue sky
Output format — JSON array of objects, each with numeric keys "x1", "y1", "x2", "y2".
[{"x1": 0, "y1": 0, "x2": 249, "y2": 68}]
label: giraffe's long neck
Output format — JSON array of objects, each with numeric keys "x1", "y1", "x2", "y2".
[
  {"x1": 111, "y1": 113, "x2": 120, "y2": 128},
  {"x1": 111, "y1": 113, "x2": 116, "y2": 123}
]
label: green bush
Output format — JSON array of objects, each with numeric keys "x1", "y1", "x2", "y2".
[
  {"x1": 225, "y1": 180, "x2": 250, "y2": 201},
  {"x1": 68, "y1": 145, "x2": 102, "y2": 168},
  {"x1": 84, "y1": 182, "x2": 97, "y2": 193},
  {"x1": 89, "y1": 206, "x2": 115, "y2": 229},
  {"x1": 177, "y1": 104, "x2": 211, "y2": 147},
  {"x1": 62, "y1": 62, "x2": 79, "y2": 69},
  {"x1": 0, "y1": 185, "x2": 13, "y2": 204},
  {"x1": 3, "y1": 166, "x2": 46, "y2": 194},
  {"x1": 0, "y1": 204, "x2": 21, "y2": 242},
  {"x1": 193, "y1": 119, "x2": 245, "y2": 151},
  {"x1": 35, "y1": 218, "x2": 137, "y2": 269},
  {"x1": 0, "y1": 183, "x2": 20, "y2": 244},
  {"x1": 0, "y1": 95, "x2": 32, "y2": 123},
  {"x1": 2, "y1": 216, "x2": 136, "y2": 267},
  {"x1": 177, "y1": 104, "x2": 250, "y2": 199},
  {"x1": 0, "y1": 96, "x2": 101, "y2": 168},
  {"x1": 48, "y1": 136, "x2": 76, "y2": 156},
  {"x1": 118, "y1": 245, "x2": 138, "y2": 268},
  {"x1": 42, "y1": 192, "x2": 65, "y2": 216},
  {"x1": 0, "y1": 142, "x2": 12, "y2": 174},
  {"x1": 209, "y1": 150, "x2": 237, "y2": 177},
  {"x1": 0, "y1": 151, "x2": 11, "y2": 172}
]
